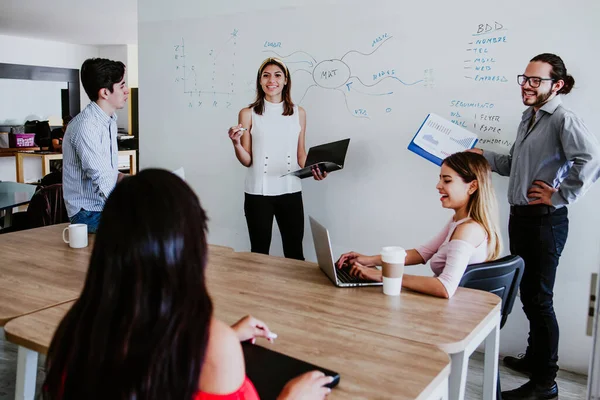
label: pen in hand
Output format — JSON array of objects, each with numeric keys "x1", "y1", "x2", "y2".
[{"x1": 251, "y1": 331, "x2": 278, "y2": 344}]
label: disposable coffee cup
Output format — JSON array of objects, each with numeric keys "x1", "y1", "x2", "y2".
[
  {"x1": 381, "y1": 246, "x2": 407, "y2": 296},
  {"x1": 62, "y1": 224, "x2": 88, "y2": 248}
]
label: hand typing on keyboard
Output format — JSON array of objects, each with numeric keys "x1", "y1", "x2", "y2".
[
  {"x1": 347, "y1": 262, "x2": 383, "y2": 283},
  {"x1": 336, "y1": 251, "x2": 379, "y2": 269}
]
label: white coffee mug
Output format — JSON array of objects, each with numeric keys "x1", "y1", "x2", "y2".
[
  {"x1": 62, "y1": 224, "x2": 88, "y2": 248},
  {"x1": 381, "y1": 246, "x2": 407, "y2": 296}
]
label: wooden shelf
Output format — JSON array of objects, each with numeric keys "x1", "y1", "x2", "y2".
[{"x1": 0, "y1": 147, "x2": 40, "y2": 157}]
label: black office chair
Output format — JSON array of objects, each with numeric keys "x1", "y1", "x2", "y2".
[
  {"x1": 40, "y1": 171, "x2": 62, "y2": 186},
  {"x1": 459, "y1": 254, "x2": 525, "y2": 400},
  {"x1": 0, "y1": 183, "x2": 69, "y2": 233}
]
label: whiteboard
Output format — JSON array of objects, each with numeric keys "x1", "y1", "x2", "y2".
[{"x1": 139, "y1": 0, "x2": 600, "y2": 373}]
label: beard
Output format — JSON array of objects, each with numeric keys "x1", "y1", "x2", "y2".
[{"x1": 522, "y1": 88, "x2": 554, "y2": 108}]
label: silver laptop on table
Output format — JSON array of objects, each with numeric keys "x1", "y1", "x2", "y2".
[{"x1": 309, "y1": 216, "x2": 382, "y2": 288}]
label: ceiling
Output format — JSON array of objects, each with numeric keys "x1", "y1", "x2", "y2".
[{"x1": 0, "y1": 0, "x2": 137, "y2": 45}]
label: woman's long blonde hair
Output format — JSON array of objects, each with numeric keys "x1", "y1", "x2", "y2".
[{"x1": 442, "y1": 152, "x2": 502, "y2": 260}]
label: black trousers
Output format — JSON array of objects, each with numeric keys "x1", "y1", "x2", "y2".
[
  {"x1": 244, "y1": 192, "x2": 304, "y2": 260},
  {"x1": 508, "y1": 205, "x2": 569, "y2": 385}
]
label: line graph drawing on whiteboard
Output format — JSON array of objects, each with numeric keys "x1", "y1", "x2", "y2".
[
  {"x1": 263, "y1": 35, "x2": 428, "y2": 119},
  {"x1": 173, "y1": 29, "x2": 240, "y2": 110}
]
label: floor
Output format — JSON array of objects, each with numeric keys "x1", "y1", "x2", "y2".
[
  {"x1": 466, "y1": 351, "x2": 587, "y2": 399},
  {"x1": 0, "y1": 329, "x2": 588, "y2": 399}
]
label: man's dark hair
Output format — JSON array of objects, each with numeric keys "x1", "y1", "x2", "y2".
[
  {"x1": 530, "y1": 53, "x2": 575, "y2": 95},
  {"x1": 80, "y1": 58, "x2": 126, "y2": 101}
]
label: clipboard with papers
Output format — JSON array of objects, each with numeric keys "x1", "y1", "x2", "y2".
[
  {"x1": 282, "y1": 138, "x2": 350, "y2": 179},
  {"x1": 407, "y1": 113, "x2": 478, "y2": 166}
]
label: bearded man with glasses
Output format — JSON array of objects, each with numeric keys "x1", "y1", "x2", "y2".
[{"x1": 469, "y1": 53, "x2": 600, "y2": 400}]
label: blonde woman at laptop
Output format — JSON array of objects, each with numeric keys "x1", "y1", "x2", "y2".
[
  {"x1": 337, "y1": 152, "x2": 501, "y2": 299},
  {"x1": 227, "y1": 57, "x2": 326, "y2": 261}
]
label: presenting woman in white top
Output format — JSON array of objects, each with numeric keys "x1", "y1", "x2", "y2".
[
  {"x1": 337, "y1": 152, "x2": 502, "y2": 298},
  {"x1": 228, "y1": 57, "x2": 326, "y2": 260}
]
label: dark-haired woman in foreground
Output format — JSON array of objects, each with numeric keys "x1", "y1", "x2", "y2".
[{"x1": 43, "y1": 169, "x2": 333, "y2": 400}]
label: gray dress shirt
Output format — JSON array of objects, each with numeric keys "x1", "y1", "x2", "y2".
[{"x1": 484, "y1": 95, "x2": 600, "y2": 207}]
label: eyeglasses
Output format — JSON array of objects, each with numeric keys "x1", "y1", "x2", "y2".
[{"x1": 517, "y1": 75, "x2": 554, "y2": 88}]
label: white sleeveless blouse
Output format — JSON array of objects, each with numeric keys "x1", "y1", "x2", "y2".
[{"x1": 244, "y1": 100, "x2": 302, "y2": 196}]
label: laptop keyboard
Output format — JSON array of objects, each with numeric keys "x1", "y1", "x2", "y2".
[{"x1": 337, "y1": 266, "x2": 375, "y2": 284}]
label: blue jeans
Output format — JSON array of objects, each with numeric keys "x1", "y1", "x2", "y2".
[
  {"x1": 509, "y1": 206, "x2": 569, "y2": 385},
  {"x1": 70, "y1": 209, "x2": 102, "y2": 233}
]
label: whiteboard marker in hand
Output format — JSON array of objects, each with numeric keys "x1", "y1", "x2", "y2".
[{"x1": 250, "y1": 331, "x2": 277, "y2": 344}]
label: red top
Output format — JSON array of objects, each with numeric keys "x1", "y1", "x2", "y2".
[{"x1": 194, "y1": 376, "x2": 260, "y2": 400}]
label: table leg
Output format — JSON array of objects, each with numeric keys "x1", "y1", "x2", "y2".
[
  {"x1": 449, "y1": 350, "x2": 469, "y2": 400},
  {"x1": 129, "y1": 153, "x2": 137, "y2": 175},
  {"x1": 483, "y1": 321, "x2": 500, "y2": 400},
  {"x1": 42, "y1": 156, "x2": 50, "y2": 178},
  {"x1": 425, "y1": 376, "x2": 449, "y2": 400},
  {"x1": 15, "y1": 346, "x2": 38, "y2": 400},
  {"x1": 2, "y1": 208, "x2": 13, "y2": 229},
  {"x1": 441, "y1": 380, "x2": 449, "y2": 400},
  {"x1": 15, "y1": 153, "x2": 24, "y2": 183}
]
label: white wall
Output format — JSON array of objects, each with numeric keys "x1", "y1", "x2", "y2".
[
  {"x1": 127, "y1": 45, "x2": 139, "y2": 88},
  {"x1": 0, "y1": 34, "x2": 99, "y2": 110},
  {"x1": 138, "y1": 0, "x2": 600, "y2": 375},
  {"x1": 0, "y1": 38, "x2": 139, "y2": 181},
  {"x1": 0, "y1": 34, "x2": 99, "y2": 182},
  {"x1": 0, "y1": 79, "x2": 68, "y2": 126}
]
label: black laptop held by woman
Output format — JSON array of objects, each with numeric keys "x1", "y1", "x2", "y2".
[{"x1": 281, "y1": 138, "x2": 350, "y2": 179}]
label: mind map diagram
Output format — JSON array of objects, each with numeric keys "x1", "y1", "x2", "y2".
[
  {"x1": 172, "y1": 30, "x2": 432, "y2": 118},
  {"x1": 264, "y1": 33, "x2": 430, "y2": 119}
]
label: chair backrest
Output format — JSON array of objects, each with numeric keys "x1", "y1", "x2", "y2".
[
  {"x1": 459, "y1": 255, "x2": 524, "y2": 328},
  {"x1": 40, "y1": 171, "x2": 62, "y2": 187},
  {"x1": 26, "y1": 184, "x2": 69, "y2": 228}
]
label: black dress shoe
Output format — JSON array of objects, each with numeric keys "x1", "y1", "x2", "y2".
[
  {"x1": 502, "y1": 381, "x2": 558, "y2": 400},
  {"x1": 504, "y1": 354, "x2": 532, "y2": 377}
]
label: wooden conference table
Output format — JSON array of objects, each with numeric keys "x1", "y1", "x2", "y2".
[
  {"x1": 0, "y1": 224, "x2": 92, "y2": 400},
  {"x1": 2, "y1": 224, "x2": 501, "y2": 399},
  {"x1": 5, "y1": 301, "x2": 450, "y2": 400},
  {"x1": 0, "y1": 223, "x2": 234, "y2": 324},
  {"x1": 0, "y1": 224, "x2": 90, "y2": 326},
  {"x1": 206, "y1": 252, "x2": 501, "y2": 400},
  {"x1": 0, "y1": 224, "x2": 234, "y2": 400}
]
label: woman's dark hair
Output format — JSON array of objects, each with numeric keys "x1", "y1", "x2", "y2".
[
  {"x1": 530, "y1": 53, "x2": 575, "y2": 95},
  {"x1": 43, "y1": 169, "x2": 213, "y2": 400},
  {"x1": 249, "y1": 57, "x2": 294, "y2": 116},
  {"x1": 81, "y1": 58, "x2": 126, "y2": 101}
]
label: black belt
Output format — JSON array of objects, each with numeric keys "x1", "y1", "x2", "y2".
[{"x1": 510, "y1": 204, "x2": 561, "y2": 217}]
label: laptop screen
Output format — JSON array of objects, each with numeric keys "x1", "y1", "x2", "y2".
[{"x1": 305, "y1": 138, "x2": 350, "y2": 166}]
